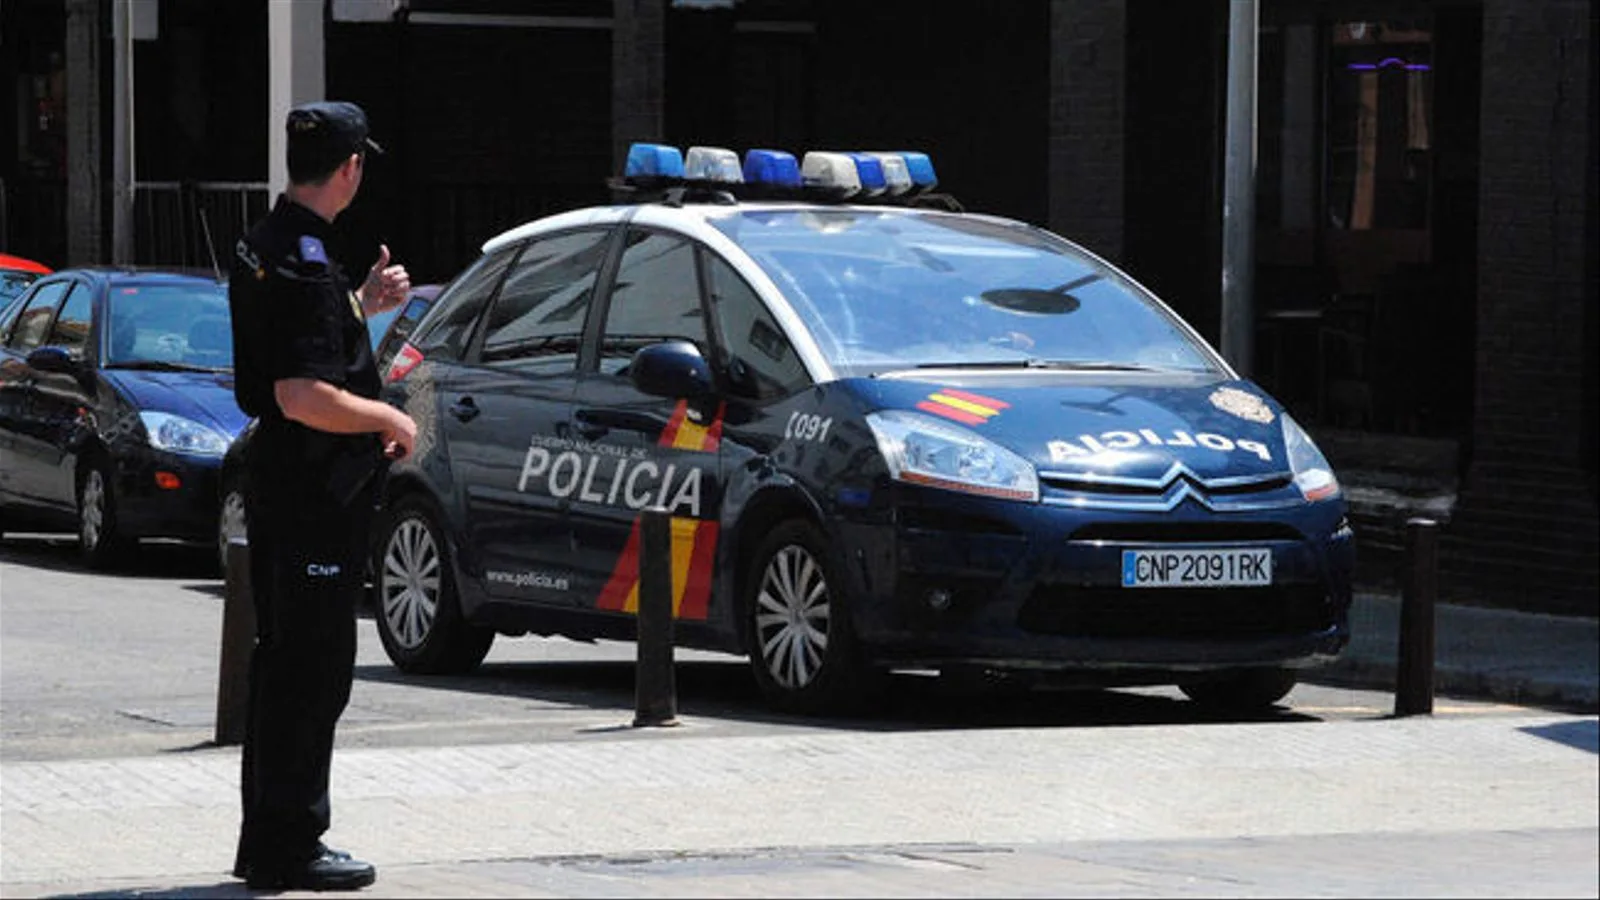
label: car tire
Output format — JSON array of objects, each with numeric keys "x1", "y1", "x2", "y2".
[
  {"x1": 1178, "y1": 667, "x2": 1298, "y2": 711},
  {"x1": 217, "y1": 479, "x2": 248, "y2": 575},
  {"x1": 743, "y1": 518, "x2": 880, "y2": 715},
  {"x1": 372, "y1": 494, "x2": 493, "y2": 674},
  {"x1": 77, "y1": 459, "x2": 132, "y2": 569}
]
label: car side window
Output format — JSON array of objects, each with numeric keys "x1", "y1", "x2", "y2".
[
  {"x1": 47, "y1": 285, "x2": 92, "y2": 353},
  {"x1": 411, "y1": 246, "x2": 515, "y2": 361},
  {"x1": 705, "y1": 254, "x2": 810, "y2": 401},
  {"x1": 599, "y1": 229, "x2": 706, "y2": 376},
  {"x1": 6, "y1": 280, "x2": 70, "y2": 352},
  {"x1": 479, "y1": 229, "x2": 610, "y2": 373}
]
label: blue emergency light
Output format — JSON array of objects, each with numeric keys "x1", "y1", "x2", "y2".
[
  {"x1": 743, "y1": 149, "x2": 802, "y2": 188},
  {"x1": 624, "y1": 143, "x2": 685, "y2": 181},
  {"x1": 619, "y1": 142, "x2": 938, "y2": 203},
  {"x1": 848, "y1": 153, "x2": 888, "y2": 197}
]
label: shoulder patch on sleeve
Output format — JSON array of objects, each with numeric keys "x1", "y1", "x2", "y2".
[{"x1": 298, "y1": 235, "x2": 329, "y2": 267}]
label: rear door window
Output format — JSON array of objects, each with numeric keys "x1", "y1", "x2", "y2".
[{"x1": 478, "y1": 229, "x2": 611, "y2": 374}]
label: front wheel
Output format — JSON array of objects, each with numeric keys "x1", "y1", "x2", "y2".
[
  {"x1": 78, "y1": 461, "x2": 132, "y2": 569},
  {"x1": 217, "y1": 479, "x2": 248, "y2": 575},
  {"x1": 371, "y1": 495, "x2": 493, "y2": 674},
  {"x1": 1179, "y1": 667, "x2": 1298, "y2": 711},
  {"x1": 744, "y1": 519, "x2": 878, "y2": 715}
]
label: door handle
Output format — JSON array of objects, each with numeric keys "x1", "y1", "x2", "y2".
[{"x1": 448, "y1": 397, "x2": 480, "y2": 422}]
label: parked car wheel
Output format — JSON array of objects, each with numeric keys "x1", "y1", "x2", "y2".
[
  {"x1": 217, "y1": 479, "x2": 248, "y2": 574},
  {"x1": 1179, "y1": 667, "x2": 1298, "y2": 711},
  {"x1": 77, "y1": 459, "x2": 132, "y2": 569},
  {"x1": 744, "y1": 519, "x2": 878, "y2": 715},
  {"x1": 372, "y1": 495, "x2": 493, "y2": 674}
]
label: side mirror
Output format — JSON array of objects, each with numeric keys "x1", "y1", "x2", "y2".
[
  {"x1": 26, "y1": 345, "x2": 80, "y2": 375},
  {"x1": 629, "y1": 340, "x2": 713, "y2": 400}
]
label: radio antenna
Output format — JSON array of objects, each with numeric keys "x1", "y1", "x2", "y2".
[{"x1": 198, "y1": 206, "x2": 222, "y2": 281}]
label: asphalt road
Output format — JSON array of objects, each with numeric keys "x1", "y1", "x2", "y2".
[{"x1": 0, "y1": 531, "x2": 1521, "y2": 763}]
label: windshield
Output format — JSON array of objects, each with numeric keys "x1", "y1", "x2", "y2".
[
  {"x1": 106, "y1": 281, "x2": 232, "y2": 370},
  {"x1": 1, "y1": 270, "x2": 39, "y2": 306},
  {"x1": 711, "y1": 209, "x2": 1219, "y2": 377}
]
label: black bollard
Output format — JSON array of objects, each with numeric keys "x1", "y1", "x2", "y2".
[
  {"x1": 216, "y1": 540, "x2": 256, "y2": 745},
  {"x1": 1394, "y1": 517, "x2": 1438, "y2": 717},
  {"x1": 634, "y1": 507, "x2": 679, "y2": 727}
]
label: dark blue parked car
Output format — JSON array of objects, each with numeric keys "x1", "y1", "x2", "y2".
[
  {"x1": 0, "y1": 268, "x2": 246, "y2": 567},
  {"x1": 366, "y1": 145, "x2": 1355, "y2": 714}
]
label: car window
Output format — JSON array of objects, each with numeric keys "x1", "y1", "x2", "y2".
[
  {"x1": 1, "y1": 270, "x2": 39, "y2": 307},
  {"x1": 7, "y1": 280, "x2": 70, "y2": 352},
  {"x1": 705, "y1": 252, "x2": 809, "y2": 401},
  {"x1": 105, "y1": 281, "x2": 231, "y2": 367},
  {"x1": 48, "y1": 284, "x2": 92, "y2": 353},
  {"x1": 710, "y1": 209, "x2": 1219, "y2": 377},
  {"x1": 598, "y1": 229, "x2": 706, "y2": 376},
  {"x1": 410, "y1": 246, "x2": 516, "y2": 361},
  {"x1": 479, "y1": 229, "x2": 609, "y2": 373}
]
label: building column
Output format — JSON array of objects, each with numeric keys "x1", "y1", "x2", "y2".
[
  {"x1": 64, "y1": 0, "x2": 101, "y2": 265},
  {"x1": 612, "y1": 0, "x2": 665, "y2": 172},
  {"x1": 268, "y1": 1, "x2": 325, "y2": 199},
  {"x1": 1047, "y1": 0, "x2": 1125, "y2": 263},
  {"x1": 1445, "y1": 0, "x2": 1598, "y2": 615}
]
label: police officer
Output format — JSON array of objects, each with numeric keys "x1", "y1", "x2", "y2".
[{"x1": 227, "y1": 100, "x2": 415, "y2": 892}]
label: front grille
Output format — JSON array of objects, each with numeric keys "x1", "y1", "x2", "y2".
[
  {"x1": 1069, "y1": 521, "x2": 1303, "y2": 543},
  {"x1": 1018, "y1": 583, "x2": 1333, "y2": 640}
]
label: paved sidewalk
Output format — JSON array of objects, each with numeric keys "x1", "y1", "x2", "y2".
[
  {"x1": 1311, "y1": 591, "x2": 1600, "y2": 712},
  {"x1": 2, "y1": 713, "x2": 1596, "y2": 897}
]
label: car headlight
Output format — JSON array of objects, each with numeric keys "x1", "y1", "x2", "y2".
[
  {"x1": 866, "y1": 409, "x2": 1039, "y2": 502},
  {"x1": 1282, "y1": 413, "x2": 1340, "y2": 502},
  {"x1": 139, "y1": 411, "x2": 230, "y2": 457}
]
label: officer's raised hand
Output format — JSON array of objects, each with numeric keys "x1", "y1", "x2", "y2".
[{"x1": 359, "y1": 244, "x2": 411, "y2": 316}]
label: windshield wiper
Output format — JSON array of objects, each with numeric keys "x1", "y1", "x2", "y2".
[
  {"x1": 911, "y1": 358, "x2": 1157, "y2": 371},
  {"x1": 110, "y1": 360, "x2": 228, "y2": 373}
]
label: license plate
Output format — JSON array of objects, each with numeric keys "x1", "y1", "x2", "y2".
[{"x1": 1121, "y1": 548, "x2": 1272, "y2": 588}]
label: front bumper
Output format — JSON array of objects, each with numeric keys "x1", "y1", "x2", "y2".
[
  {"x1": 112, "y1": 449, "x2": 224, "y2": 542},
  {"x1": 843, "y1": 486, "x2": 1355, "y2": 674}
]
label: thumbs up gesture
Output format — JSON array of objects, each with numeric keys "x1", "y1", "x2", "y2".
[{"x1": 360, "y1": 244, "x2": 411, "y2": 313}]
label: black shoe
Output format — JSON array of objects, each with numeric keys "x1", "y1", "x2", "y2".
[
  {"x1": 233, "y1": 843, "x2": 351, "y2": 880},
  {"x1": 245, "y1": 848, "x2": 376, "y2": 891}
]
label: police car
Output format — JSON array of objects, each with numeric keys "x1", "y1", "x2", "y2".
[{"x1": 370, "y1": 144, "x2": 1355, "y2": 714}]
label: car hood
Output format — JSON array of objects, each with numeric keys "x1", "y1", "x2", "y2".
[
  {"x1": 103, "y1": 369, "x2": 249, "y2": 438},
  {"x1": 846, "y1": 369, "x2": 1293, "y2": 480}
]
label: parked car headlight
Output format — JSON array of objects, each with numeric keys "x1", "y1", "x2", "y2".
[
  {"x1": 139, "y1": 411, "x2": 230, "y2": 457},
  {"x1": 867, "y1": 409, "x2": 1039, "y2": 502},
  {"x1": 1283, "y1": 413, "x2": 1340, "y2": 502}
]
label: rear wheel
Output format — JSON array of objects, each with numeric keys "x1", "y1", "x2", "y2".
[
  {"x1": 1179, "y1": 667, "x2": 1298, "y2": 711},
  {"x1": 744, "y1": 519, "x2": 878, "y2": 715},
  {"x1": 372, "y1": 495, "x2": 493, "y2": 674},
  {"x1": 78, "y1": 461, "x2": 132, "y2": 569}
]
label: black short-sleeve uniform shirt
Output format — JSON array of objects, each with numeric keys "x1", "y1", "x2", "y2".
[{"x1": 230, "y1": 196, "x2": 381, "y2": 492}]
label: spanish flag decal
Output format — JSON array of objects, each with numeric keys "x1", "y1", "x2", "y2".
[
  {"x1": 596, "y1": 400, "x2": 723, "y2": 620},
  {"x1": 916, "y1": 388, "x2": 1010, "y2": 426}
]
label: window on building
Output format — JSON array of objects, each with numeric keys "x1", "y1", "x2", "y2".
[{"x1": 1326, "y1": 19, "x2": 1434, "y2": 232}]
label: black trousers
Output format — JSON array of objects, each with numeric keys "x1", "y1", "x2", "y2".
[{"x1": 234, "y1": 471, "x2": 374, "y2": 870}]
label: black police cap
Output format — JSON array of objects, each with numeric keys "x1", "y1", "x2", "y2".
[{"x1": 286, "y1": 101, "x2": 384, "y2": 176}]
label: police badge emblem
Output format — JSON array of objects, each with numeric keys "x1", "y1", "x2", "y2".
[{"x1": 1209, "y1": 386, "x2": 1275, "y2": 424}]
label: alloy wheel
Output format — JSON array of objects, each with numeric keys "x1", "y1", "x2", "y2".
[
  {"x1": 218, "y1": 488, "x2": 247, "y2": 571},
  {"x1": 753, "y1": 544, "x2": 832, "y2": 690},
  {"x1": 80, "y1": 469, "x2": 107, "y2": 551},
  {"x1": 379, "y1": 516, "x2": 441, "y2": 650}
]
